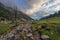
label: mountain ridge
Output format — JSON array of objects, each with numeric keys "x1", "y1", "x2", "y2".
[{"x1": 40, "y1": 10, "x2": 60, "y2": 20}]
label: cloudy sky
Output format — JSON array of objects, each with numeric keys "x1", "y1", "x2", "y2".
[{"x1": 0, "y1": 0, "x2": 60, "y2": 19}]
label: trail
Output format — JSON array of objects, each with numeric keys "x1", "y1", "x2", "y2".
[{"x1": 0, "y1": 23, "x2": 41, "y2": 40}]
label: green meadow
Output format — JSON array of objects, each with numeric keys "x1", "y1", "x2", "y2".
[
  {"x1": 31, "y1": 17, "x2": 60, "y2": 40},
  {"x1": 0, "y1": 22, "x2": 11, "y2": 35}
]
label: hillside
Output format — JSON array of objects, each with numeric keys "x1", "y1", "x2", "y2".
[
  {"x1": 31, "y1": 10, "x2": 60, "y2": 40},
  {"x1": 37, "y1": 11, "x2": 60, "y2": 23},
  {"x1": 0, "y1": 2, "x2": 32, "y2": 35},
  {"x1": 0, "y1": 2, "x2": 32, "y2": 21}
]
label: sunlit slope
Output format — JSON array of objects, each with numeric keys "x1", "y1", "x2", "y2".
[{"x1": 36, "y1": 17, "x2": 60, "y2": 23}]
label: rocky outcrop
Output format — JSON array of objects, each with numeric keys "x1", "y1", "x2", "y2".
[{"x1": 0, "y1": 23, "x2": 41, "y2": 40}]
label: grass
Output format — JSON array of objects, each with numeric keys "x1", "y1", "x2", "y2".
[
  {"x1": 36, "y1": 17, "x2": 60, "y2": 24},
  {"x1": 0, "y1": 21, "x2": 25, "y2": 35},
  {"x1": 31, "y1": 17, "x2": 60, "y2": 40},
  {"x1": 31, "y1": 23, "x2": 60, "y2": 40},
  {"x1": 0, "y1": 22, "x2": 12, "y2": 35},
  {"x1": 0, "y1": 16, "x2": 60, "y2": 40}
]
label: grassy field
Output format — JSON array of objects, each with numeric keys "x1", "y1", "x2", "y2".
[
  {"x1": 0, "y1": 22, "x2": 12, "y2": 35},
  {"x1": 36, "y1": 17, "x2": 60, "y2": 24},
  {"x1": 31, "y1": 17, "x2": 60, "y2": 40}
]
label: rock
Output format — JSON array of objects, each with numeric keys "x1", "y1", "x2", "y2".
[
  {"x1": 41, "y1": 35, "x2": 50, "y2": 40},
  {"x1": 27, "y1": 33, "x2": 32, "y2": 37},
  {"x1": 0, "y1": 23, "x2": 42, "y2": 40}
]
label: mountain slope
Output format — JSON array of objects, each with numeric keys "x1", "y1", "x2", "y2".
[
  {"x1": 31, "y1": 11, "x2": 60, "y2": 40},
  {"x1": 0, "y1": 2, "x2": 32, "y2": 21},
  {"x1": 0, "y1": 2, "x2": 32, "y2": 35},
  {"x1": 37, "y1": 11, "x2": 60, "y2": 23}
]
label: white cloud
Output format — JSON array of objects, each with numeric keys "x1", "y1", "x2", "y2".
[
  {"x1": 0, "y1": 0, "x2": 60, "y2": 19},
  {"x1": 25, "y1": 0, "x2": 60, "y2": 19},
  {"x1": 26, "y1": 0, "x2": 48, "y2": 14}
]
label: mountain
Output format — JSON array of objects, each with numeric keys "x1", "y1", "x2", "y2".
[
  {"x1": 31, "y1": 11, "x2": 60, "y2": 40},
  {"x1": 32, "y1": 10, "x2": 60, "y2": 24},
  {"x1": 0, "y1": 2, "x2": 32, "y2": 21},
  {"x1": 40, "y1": 11, "x2": 60, "y2": 20},
  {"x1": 36, "y1": 10, "x2": 60, "y2": 23}
]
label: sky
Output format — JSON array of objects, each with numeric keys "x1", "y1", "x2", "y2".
[{"x1": 0, "y1": 0, "x2": 60, "y2": 20}]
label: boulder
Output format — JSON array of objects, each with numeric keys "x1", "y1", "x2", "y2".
[{"x1": 41, "y1": 35, "x2": 50, "y2": 40}]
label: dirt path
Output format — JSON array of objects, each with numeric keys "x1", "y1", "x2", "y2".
[{"x1": 0, "y1": 23, "x2": 41, "y2": 40}]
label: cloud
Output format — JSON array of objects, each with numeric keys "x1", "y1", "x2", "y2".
[
  {"x1": 26, "y1": 0, "x2": 48, "y2": 14},
  {"x1": 0, "y1": 0, "x2": 60, "y2": 19},
  {"x1": 25, "y1": 0, "x2": 60, "y2": 19}
]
